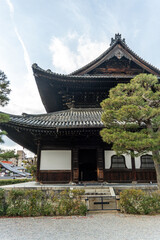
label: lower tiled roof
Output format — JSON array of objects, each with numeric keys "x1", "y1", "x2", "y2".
[{"x1": 7, "y1": 108, "x2": 104, "y2": 129}]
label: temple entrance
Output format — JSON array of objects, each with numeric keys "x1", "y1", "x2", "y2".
[{"x1": 79, "y1": 149, "x2": 97, "y2": 181}]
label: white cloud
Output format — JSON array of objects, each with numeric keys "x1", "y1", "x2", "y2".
[
  {"x1": 2, "y1": 0, "x2": 45, "y2": 115},
  {"x1": 1, "y1": 73, "x2": 45, "y2": 115},
  {"x1": 6, "y1": 0, "x2": 14, "y2": 17},
  {"x1": 49, "y1": 34, "x2": 109, "y2": 74},
  {"x1": 3, "y1": 34, "x2": 109, "y2": 115},
  {"x1": 14, "y1": 27, "x2": 32, "y2": 78},
  {"x1": 49, "y1": 38, "x2": 76, "y2": 73},
  {"x1": 6, "y1": 0, "x2": 33, "y2": 80}
]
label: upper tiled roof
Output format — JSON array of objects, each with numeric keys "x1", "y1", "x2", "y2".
[
  {"x1": 32, "y1": 34, "x2": 160, "y2": 113},
  {"x1": 70, "y1": 34, "x2": 160, "y2": 76},
  {"x1": 32, "y1": 34, "x2": 160, "y2": 79},
  {"x1": 2, "y1": 108, "x2": 103, "y2": 130}
]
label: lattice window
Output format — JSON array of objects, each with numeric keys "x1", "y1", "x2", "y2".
[
  {"x1": 111, "y1": 155, "x2": 126, "y2": 169},
  {"x1": 141, "y1": 155, "x2": 154, "y2": 169}
]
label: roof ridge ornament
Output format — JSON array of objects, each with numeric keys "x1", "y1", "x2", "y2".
[{"x1": 110, "y1": 33, "x2": 126, "y2": 46}]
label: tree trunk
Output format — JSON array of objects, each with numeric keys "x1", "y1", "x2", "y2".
[
  {"x1": 130, "y1": 150, "x2": 136, "y2": 181},
  {"x1": 152, "y1": 150, "x2": 160, "y2": 190}
]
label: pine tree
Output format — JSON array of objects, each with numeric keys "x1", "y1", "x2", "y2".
[
  {"x1": 101, "y1": 74, "x2": 160, "y2": 189},
  {"x1": 0, "y1": 149, "x2": 19, "y2": 161},
  {"x1": 0, "y1": 70, "x2": 11, "y2": 143}
]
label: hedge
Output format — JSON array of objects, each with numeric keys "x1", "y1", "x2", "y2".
[
  {"x1": 120, "y1": 189, "x2": 160, "y2": 214},
  {"x1": 0, "y1": 188, "x2": 87, "y2": 217},
  {"x1": 0, "y1": 179, "x2": 33, "y2": 186}
]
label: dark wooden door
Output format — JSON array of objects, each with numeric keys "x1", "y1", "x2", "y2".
[{"x1": 79, "y1": 149, "x2": 97, "y2": 181}]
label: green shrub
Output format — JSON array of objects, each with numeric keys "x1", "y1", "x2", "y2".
[
  {"x1": 42, "y1": 190, "x2": 57, "y2": 216},
  {"x1": 6, "y1": 189, "x2": 50, "y2": 217},
  {"x1": 0, "y1": 178, "x2": 33, "y2": 186},
  {"x1": 24, "y1": 190, "x2": 44, "y2": 216},
  {"x1": 78, "y1": 203, "x2": 88, "y2": 216},
  {"x1": 56, "y1": 189, "x2": 87, "y2": 216},
  {"x1": 6, "y1": 189, "x2": 28, "y2": 216},
  {"x1": 0, "y1": 189, "x2": 6, "y2": 216},
  {"x1": 26, "y1": 164, "x2": 37, "y2": 177},
  {"x1": 0, "y1": 188, "x2": 87, "y2": 217},
  {"x1": 149, "y1": 191, "x2": 160, "y2": 214},
  {"x1": 120, "y1": 189, "x2": 160, "y2": 215}
]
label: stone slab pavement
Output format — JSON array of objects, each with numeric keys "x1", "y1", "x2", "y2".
[{"x1": 0, "y1": 213, "x2": 160, "y2": 240}]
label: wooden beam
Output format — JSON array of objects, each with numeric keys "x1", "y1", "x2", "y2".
[
  {"x1": 131, "y1": 150, "x2": 136, "y2": 181},
  {"x1": 36, "y1": 139, "x2": 41, "y2": 182},
  {"x1": 97, "y1": 148, "x2": 104, "y2": 182},
  {"x1": 72, "y1": 148, "x2": 79, "y2": 183}
]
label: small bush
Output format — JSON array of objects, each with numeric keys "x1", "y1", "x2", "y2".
[
  {"x1": 56, "y1": 189, "x2": 87, "y2": 216},
  {"x1": 78, "y1": 203, "x2": 88, "y2": 216},
  {"x1": 120, "y1": 189, "x2": 160, "y2": 215}
]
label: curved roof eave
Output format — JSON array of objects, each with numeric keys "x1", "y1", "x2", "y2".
[
  {"x1": 0, "y1": 108, "x2": 104, "y2": 131},
  {"x1": 32, "y1": 63, "x2": 160, "y2": 83}
]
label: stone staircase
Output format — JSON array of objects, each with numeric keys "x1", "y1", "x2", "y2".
[{"x1": 83, "y1": 187, "x2": 117, "y2": 212}]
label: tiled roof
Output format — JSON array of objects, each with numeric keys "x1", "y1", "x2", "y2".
[
  {"x1": 1, "y1": 161, "x2": 12, "y2": 164},
  {"x1": 0, "y1": 162, "x2": 30, "y2": 177},
  {"x1": 70, "y1": 34, "x2": 160, "y2": 75},
  {"x1": 5, "y1": 108, "x2": 104, "y2": 129},
  {"x1": 33, "y1": 63, "x2": 160, "y2": 82}
]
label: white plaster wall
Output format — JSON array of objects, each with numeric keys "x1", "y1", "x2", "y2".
[
  {"x1": 104, "y1": 150, "x2": 132, "y2": 169},
  {"x1": 125, "y1": 154, "x2": 132, "y2": 169},
  {"x1": 135, "y1": 156, "x2": 141, "y2": 169},
  {"x1": 40, "y1": 150, "x2": 71, "y2": 170}
]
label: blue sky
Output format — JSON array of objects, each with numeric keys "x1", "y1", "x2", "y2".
[{"x1": 0, "y1": 0, "x2": 160, "y2": 154}]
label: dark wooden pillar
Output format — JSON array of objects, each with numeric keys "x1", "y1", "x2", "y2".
[
  {"x1": 36, "y1": 140, "x2": 41, "y2": 182},
  {"x1": 72, "y1": 148, "x2": 79, "y2": 183},
  {"x1": 131, "y1": 150, "x2": 136, "y2": 181},
  {"x1": 97, "y1": 148, "x2": 104, "y2": 182}
]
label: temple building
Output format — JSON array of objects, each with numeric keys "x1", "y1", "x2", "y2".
[{"x1": 0, "y1": 34, "x2": 159, "y2": 183}]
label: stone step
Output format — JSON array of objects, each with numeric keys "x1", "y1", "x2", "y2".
[
  {"x1": 87, "y1": 210, "x2": 118, "y2": 215},
  {"x1": 84, "y1": 187, "x2": 114, "y2": 197},
  {"x1": 85, "y1": 192, "x2": 111, "y2": 196},
  {"x1": 82, "y1": 187, "x2": 117, "y2": 211}
]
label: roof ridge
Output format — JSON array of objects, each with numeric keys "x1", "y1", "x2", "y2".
[{"x1": 1, "y1": 108, "x2": 102, "y2": 119}]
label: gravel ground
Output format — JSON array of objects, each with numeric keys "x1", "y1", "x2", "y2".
[{"x1": 0, "y1": 213, "x2": 160, "y2": 240}]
